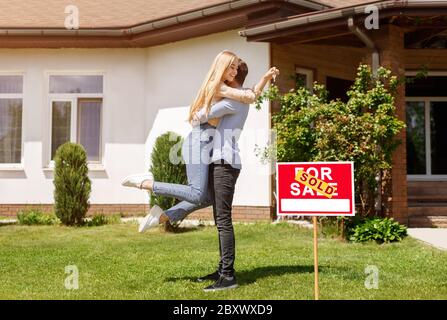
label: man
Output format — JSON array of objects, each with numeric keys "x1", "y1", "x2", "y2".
[{"x1": 194, "y1": 61, "x2": 251, "y2": 292}]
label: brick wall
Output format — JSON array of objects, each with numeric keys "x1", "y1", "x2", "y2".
[
  {"x1": 0, "y1": 204, "x2": 272, "y2": 222},
  {"x1": 374, "y1": 25, "x2": 408, "y2": 224},
  {"x1": 188, "y1": 206, "x2": 272, "y2": 222},
  {"x1": 271, "y1": 42, "x2": 367, "y2": 112},
  {"x1": 404, "y1": 49, "x2": 447, "y2": 70}
]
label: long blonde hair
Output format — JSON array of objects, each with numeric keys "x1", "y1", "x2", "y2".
[{"x1": 188, "y1": 50, "x2": 238, "y2": 123}]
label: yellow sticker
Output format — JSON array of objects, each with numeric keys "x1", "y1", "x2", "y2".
[{"x1": 295, "y1": 170, "x2": 336, "y2": 199}]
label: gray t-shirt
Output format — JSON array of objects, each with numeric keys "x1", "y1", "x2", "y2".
[{"x1": 196, "y1": 97, "x2": 249, "y2": 169}]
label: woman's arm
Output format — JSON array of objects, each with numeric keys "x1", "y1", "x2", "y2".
[
  {"x1": 218, "y1": 84, "x2": 256, "y2": 104},
  {"x1": 216, "y1": 67, "x2": 280, "y2": 105}
]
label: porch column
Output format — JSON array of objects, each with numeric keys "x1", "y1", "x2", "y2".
[{"x1": 378, "y1": 25, "x2": 408, "y2": 224}]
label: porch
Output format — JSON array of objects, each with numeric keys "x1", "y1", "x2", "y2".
[{"x1": 240, "y1": 3, "x2": 447, "y2": 226}]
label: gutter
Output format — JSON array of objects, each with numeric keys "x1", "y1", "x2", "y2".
[
  {"x1": 347, "y1": 17, "x2": 380, "y2": 75},
  {"x1": 239, "y1": 0, "x2": 447, "y2": 38},
  {"x1": 0, "y1": 0, "x2": 328, "y2": 37}
]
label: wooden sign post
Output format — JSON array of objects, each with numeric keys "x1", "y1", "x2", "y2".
[
  {"x1": 276, "y1": 162, "x2": 355, "y2": 301},
  {"x1": 313, "y1": 216, "x2": 319, "y2": 300}
]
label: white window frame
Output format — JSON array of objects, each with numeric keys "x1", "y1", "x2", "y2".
[
  {"x1": 45, "y1": 71, "x2": 104, "y2": 169},
  {"x1": 0, "y1": 72, "x2": 25, "y2": 171},
  {"x1": 406, "y1": 71, "x2": 447, "y2": 181},
  {"x1": 406, "y1": 96, "x2": 447, "y2": 181}
]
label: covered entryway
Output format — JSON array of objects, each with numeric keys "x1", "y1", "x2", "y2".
[{"x1": 239, "y1": 0, "x2": 447, "y2": 226}]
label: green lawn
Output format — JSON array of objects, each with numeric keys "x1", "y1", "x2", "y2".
[{"x1": 0, "y1": 222, "x2": 446, "y2": 300}]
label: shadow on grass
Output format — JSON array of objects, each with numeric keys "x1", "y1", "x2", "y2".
[
  {"x1": 0, "y1": 222, "x2": 17, "y2": 227},
  {"x1": 162, "y1": 224, "x2": 206, "y2": 234},
  {"x1": 165, "y1": 265, "x2": 333, "y2": 285}
]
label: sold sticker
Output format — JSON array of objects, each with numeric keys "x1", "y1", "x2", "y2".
[{"x1": 295, "y1": 170, "x2": 337, "y2": 199}]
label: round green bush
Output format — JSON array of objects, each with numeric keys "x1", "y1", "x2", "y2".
[{"x1": 348, "y1": 217, "x2": 407, "y2": 243}]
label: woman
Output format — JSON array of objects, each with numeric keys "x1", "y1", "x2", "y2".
[{"x1": 122, "y1": 51, "x2": 279, "y2": 231}]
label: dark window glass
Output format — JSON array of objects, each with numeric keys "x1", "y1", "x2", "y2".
[
  {"x1": 51, "y1": 101, "x2": 71, "y2": 160},
  {"x1": 78, "y1": 99, "x2": 101, "y2": 162},
  {"x1": 430, "y1": 101, "x2": 447, "y2": 174},
  {"x1": 406, "y1": 101, "x2": 426, "y2": 174},
  {"x1": 0, "y1": 99, "x2": 22, "y2": 163},
  {"x1": 406, "y1": 76, "x2": 447, "y2": 97},
  {"x1": 326, "y1": 76, "x2": 354, "y2": 102}
]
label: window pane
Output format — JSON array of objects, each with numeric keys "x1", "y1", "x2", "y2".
[
  {"x1": 406, "y1": 101, "x2": 426, "y2": 174},
  {"x1": 430, "y1": 102, "x2": 447, "y2": 174},
  {"x1": 78, "y1": 100, "x2": 101, "y2": 162},
  {"x1": 51, "y1": 101, "x2": 71, "y2": 160},
  {"x1": 0, "y1": 75, "x2": 23, "y2": 94},
  {"x1": 326, "y1": 76, "x2": 354, "y2": 103},
  {"x1": 296, "y1": 73, "x2": 307, "y2": 88},
  {"x1": 406, "y1": 76, "x2": 447, "y2": 97},
  {"x1": 0, "y1": 99, "x2": 22, "y2": 163},
  {"x1": 49, "y1": 75, "x2": 103, "y2": 94}
]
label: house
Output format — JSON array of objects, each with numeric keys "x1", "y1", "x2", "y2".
[{"x1": 0, "y1": 0, "x2": 446, "y2": 227}]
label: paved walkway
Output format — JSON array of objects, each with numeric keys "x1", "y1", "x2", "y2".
[{"x1": 407, "y1": 228, "x2": 447, "y2": 251}]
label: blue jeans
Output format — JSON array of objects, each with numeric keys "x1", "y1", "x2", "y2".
[{"x1": 152, "y1": 123, "x2": 215, "y2": 223}]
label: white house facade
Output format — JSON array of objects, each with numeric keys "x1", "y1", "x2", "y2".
[{"x1": 0, "y1": 30, "x2": 272, "y2": 219}]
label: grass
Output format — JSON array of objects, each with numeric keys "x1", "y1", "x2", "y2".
[
  {"x1": 0, "y1": 222, "x2": 446, "y2": 300},
  {"x1": 0, "y1": 216, "x2": 15, "y2": 220}
]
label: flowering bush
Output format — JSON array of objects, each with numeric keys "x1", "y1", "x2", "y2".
[{"x1": 258, "y1": 64, "x2": 405, "y2": 217}]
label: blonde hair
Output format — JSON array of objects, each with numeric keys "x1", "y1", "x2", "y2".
[{"x1": 188, "y1": 50, "x2": 238, "y2": 123}]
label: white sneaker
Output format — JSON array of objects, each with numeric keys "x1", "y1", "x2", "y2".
[
  {"x1": 122, "y1": 173, "x2": 154, "y2": 189},
  {"x1": 138, "y1": 205, "x2": 164, "y2": 233}
]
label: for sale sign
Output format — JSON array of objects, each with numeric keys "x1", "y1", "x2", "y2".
[{"x1": 276, "y1": 162, "x2": 355, "y2": 216}]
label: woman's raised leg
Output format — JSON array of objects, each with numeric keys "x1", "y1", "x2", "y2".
[{"x1": 150, "y1": 123, "x2": 215, "y2": 205}]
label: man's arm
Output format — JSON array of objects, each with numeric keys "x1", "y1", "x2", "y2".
[{"x1": 195, "y1": 98, "x2": 244, "y2": 124}]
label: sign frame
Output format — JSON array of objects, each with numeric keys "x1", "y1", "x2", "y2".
[{"x1": 276, "y1": 161, "x2": 355, "y2": 217}]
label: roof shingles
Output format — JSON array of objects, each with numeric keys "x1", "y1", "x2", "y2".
[
  {"x1": 0, "y1": 0, "x2": 227, "y2": 28},
  {"x1": 0, "y1": 0, "x2": 387, "y2": 29}
]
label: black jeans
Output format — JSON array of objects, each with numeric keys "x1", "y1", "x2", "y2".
[{"x1": 209, "y1": 161, "x2": 240, "y2": 278}]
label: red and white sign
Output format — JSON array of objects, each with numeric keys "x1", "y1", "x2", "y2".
[{"x1": 276, "y1": 162, "x2": 355, "y2": 216}]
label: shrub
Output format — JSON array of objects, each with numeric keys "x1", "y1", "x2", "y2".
[
  {"x1": 257, "y1": 64, "x2": 405, "y2": 217},
  {"x1": 318, "y1": 216, "x2": 345, "y2": 239},
  {"x1": 149, "y1": 132, "x2": 187, "y2": 231},
  {"x1": 53, "y1": 142, "x2": 91, "y2": 226},
  {"x1": 348, "y1": 217, "x2": 407, "y2": 243},
  {"x1": 86, "y1": 214, "x2": 120, "y2": 227},
  {"x1": 17, "y1": 208, "x2": 59, "y2": 225}
]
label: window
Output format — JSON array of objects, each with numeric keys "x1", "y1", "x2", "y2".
[
  {"x1": 295, "y1": 67, "x2": 314, "y2": 91},
  {"x1": 406, "y1": 101, "x2": 426, "y2": 174},
  {"x1": 49, "y1": 75, "x2": 103, "y2": 163},
  {"x1": 326, "y1": 76, "x2": 354, "y2": 102},
  {"x1": 406, "y1": 75, "x2": 447, "y2": 177},
  {"x1": 0, "y1": 75, "x2": 23, "y2": 164}
]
